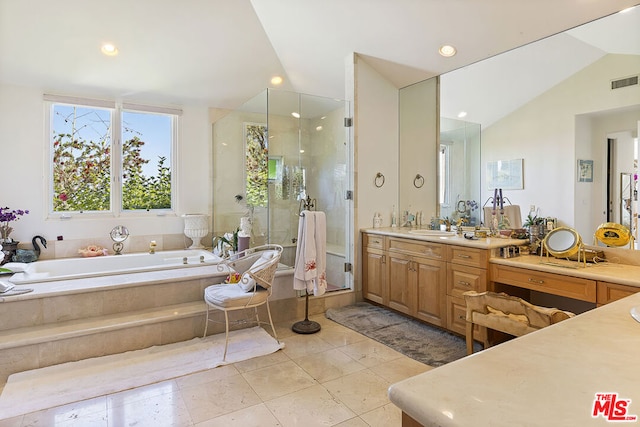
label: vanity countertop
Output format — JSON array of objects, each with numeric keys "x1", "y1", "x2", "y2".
[
  {"x1": 491, "y1": 254, "x2": 640, "y2": 288},
  {"x1": 362, "y1": 227, "x2": 527, "y2": 249},
  {"x1": 388, "y1": 291, "x2": 640, "y2": 426}
]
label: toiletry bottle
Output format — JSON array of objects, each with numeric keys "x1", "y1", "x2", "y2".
[
  {"x1": 391, "y1": 205, "x2": 397, "y2": 227},
  {"x1": 374, "y1": 212, "x2": 382, "y2": 228}
]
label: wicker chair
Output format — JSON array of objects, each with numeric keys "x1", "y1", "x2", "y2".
[{"x1": 203, "y1": 244, "x2": 282, "y2": 360}]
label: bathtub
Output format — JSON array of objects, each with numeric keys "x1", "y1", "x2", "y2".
[{"x1": 8, "y1": 249, "x2": 222, "y2": 285}]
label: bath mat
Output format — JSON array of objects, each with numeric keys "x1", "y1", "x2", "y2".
[
  {"x1": 326, "y1": 302, "x2": 479, "y2": 366},
  {"x1": 0, "y1": 326, "x2": 284, "y2": 420}
]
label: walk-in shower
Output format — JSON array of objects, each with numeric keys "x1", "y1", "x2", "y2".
[{"x1": 212, "y1": 89, "x2": 351, "y2": 291}]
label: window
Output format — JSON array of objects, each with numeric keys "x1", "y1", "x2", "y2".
[
  {"x1": 244, "y1": 123, "x2": 268, "y2": 208},
  {"x1": 47, "y1": 96, "x2": 178, "y2": 214}
]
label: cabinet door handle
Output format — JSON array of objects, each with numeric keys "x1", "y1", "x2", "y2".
[
  {"x1": 372, "y1": 239, "x2": 381, "y2": 245},
  {"x1": 457, "y1": 254, "x2": 471, "y2": 259},
  {"x1": 382, "y1": 255, "x2": 386, "y2": 264},
  {"x1": 458, "y1": 281, "x2": 470, "y2": 286},
  {"x1": 528, "y1": 278, "x2": 544, "y2": 284}
]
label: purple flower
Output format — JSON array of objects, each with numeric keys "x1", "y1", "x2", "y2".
[
  {"x1": 0, "y1": 207, "x2": 29, "y2": 223},
  {"x1": 0, "y1": 207, "x2": 29, "y2": 240}
]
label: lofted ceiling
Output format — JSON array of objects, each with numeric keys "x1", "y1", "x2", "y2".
[
  {"x1": 441, "y1": 4, "x2": 640, "y2": 128},
  {"x1": 0, "y1": 0, "x2": 638, "y2": 113}
]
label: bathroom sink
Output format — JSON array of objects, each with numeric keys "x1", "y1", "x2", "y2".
[{"x1": 407, "y1": 229, "x2": 456, "y2": 237}]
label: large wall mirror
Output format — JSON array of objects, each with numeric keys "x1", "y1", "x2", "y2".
[
  {"x1": 398, "y1": 77, "x2": 439, "y2": 224},
  {"x1": 434, "y1": 6, "x2": 639, "y2": 244}
]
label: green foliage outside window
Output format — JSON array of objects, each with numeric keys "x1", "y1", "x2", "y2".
[
  {"x1": 245, "y1": 124, "x2": 268, "y2": 207},
  {"x1": 52, "y1": 105, "x2": 172, "y2": 212}
]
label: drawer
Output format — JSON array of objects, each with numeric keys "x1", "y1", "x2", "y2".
[
  {"x1": 448, "y1": 246, "x2": 488, "y2": 268},
  {"x1": 597, "y1": 281, "x2": 639, "y2": 305},
  {"x1": 388, "y1": 238, "x2": 445, "y2": 260},
  {"x1": 364, "y1": 233, "x2": 385, "y2": 249},
  {"x1": 448, "y1": 264, "x2": 487, "y2": 299},
  {"x1": 446, "y1": 296, "x2": 487, "y2": 342},
  {"x1": 490, "y1": 264, "x2": 596, "y2": 303}
]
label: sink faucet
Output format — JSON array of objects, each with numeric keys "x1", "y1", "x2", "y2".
[
  {"x1": 402, "y1": 211, "x2": 415, "y2": 227},
  {"x1": 149, "y1": 240, "x2": 157, "y2": 254}
]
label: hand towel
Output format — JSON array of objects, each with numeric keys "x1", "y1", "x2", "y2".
[{"x1": 293, "y1": 211, "x2": 327, "y2": 297}]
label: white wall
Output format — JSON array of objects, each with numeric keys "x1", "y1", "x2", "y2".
[
  {"x1": 482, "y1": 54, "x2": 640, "y2": 237},
  {"x1": 354, "y1": 55, "x2": 399, "y2": 230},
  {"x1": 0, "y1": 83, "x2": 211, "y2": 257}
]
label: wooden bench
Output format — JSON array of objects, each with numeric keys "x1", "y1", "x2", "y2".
[{"x1": 463, "y1": 290, "x2": 574, "y2": 355}]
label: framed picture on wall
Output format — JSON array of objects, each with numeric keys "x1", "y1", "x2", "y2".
[
  {"x1": 577, "y1": 159, "x2": 594, "y2": 183},
  {"x1": 486, "y1": 159, "x2": 523, "y2": 190}
]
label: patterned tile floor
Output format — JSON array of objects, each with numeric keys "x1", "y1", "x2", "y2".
[{"x1": 0, "y1": 315, "x2": 433, "y2": 427}]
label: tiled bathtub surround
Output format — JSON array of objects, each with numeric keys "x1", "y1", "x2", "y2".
[{"x1": 0, "y1": 264, "x2": 355, "y2": 384}]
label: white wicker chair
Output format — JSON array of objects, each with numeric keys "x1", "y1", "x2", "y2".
[{"x1": 203, "y1": 244, "x2": 282, "y2": 360}]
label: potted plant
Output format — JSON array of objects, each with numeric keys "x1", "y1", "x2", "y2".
[
  {"x1": 523, "y1": 213, "x2": 545, "y2": 243},
  {"x1": 0, "y1": 207, "x2": 29, "y2": 243},
  {"x1": 213, "y1": 228, "x2": 239, "y2": 258},
  {"x1": 0, "y1": 207, "x2": 29, "y2": 264}
]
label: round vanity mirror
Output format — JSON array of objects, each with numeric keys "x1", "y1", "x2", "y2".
[
  {"x1": 594, "y1": 222, "x2": 631, "y2": 247},
  {"x1": 543, "y1": 227, "x2": 582, "y2": 258}
]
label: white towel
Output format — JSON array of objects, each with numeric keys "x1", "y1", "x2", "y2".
[{"x1": 293, "y1": 211, "x2": 327, "y2": 297}]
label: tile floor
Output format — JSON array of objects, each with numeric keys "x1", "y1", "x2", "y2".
[{"x1": 0, "y1": 315, "x2": 433, "y2": 427}]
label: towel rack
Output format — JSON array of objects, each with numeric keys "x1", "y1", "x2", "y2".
[
  {"x1": 293, "y1": 195, "x2": 322, "y2": 335},
  {"x1": 298, "y1": 195, "x2": 317, "y2": 216}
]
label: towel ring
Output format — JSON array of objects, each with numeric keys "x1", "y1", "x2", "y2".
[
  {"x1": 414, "y1": 174, "x2": 424, "y2": 188},
  {"x1": 374, "y1": 172, "x2": 385, "y2": 188}
]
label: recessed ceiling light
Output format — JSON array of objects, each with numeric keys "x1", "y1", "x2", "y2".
[
  {"x1": 316, "y1": 125, "x2": 323, "y2": 131},
  {"x1": 457, "y1": 111, "x2": 468, "y2": 118},
  {"x1": 101, "y1": 43, "x2": 118, "y2": 56},
  {"x1": 299, "y1": 149, "x2": 305, "y2": 153},
  {"x1": 291, "y1": 112, "x2": 300, "y2": 118},
  {"x1": 271, "y1": 76, "x2": 283, "y2": 85},
  {"x1": 439, "y1": 45, "x2": 457, "y2": 57}
]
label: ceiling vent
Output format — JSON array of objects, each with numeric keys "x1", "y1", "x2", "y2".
[{"x1": 611, "y1": 75, "x2": 639, "y2": 90}]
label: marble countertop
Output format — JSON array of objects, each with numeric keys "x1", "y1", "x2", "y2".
[
  {"x1": 362, "y1": 227, "x2": 527, "y2": 249},
  {"x1": 491, "y1": 255, "x2": 640, "y2": 288},
  {"x1": 388, "y1": 291, "x2": 640, "y2": 426}
]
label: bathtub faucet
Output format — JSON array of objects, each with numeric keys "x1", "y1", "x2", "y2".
[{"x1": 149, "y1": 240, "x2": 157, "y2": 254}]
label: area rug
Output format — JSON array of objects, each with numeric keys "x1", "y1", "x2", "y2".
[
  {"x1": 326, "y1": 302, "x2": 479, "y2": 366},
  {"x1": 0, "y1": 326, "x2": 284, "y2": 420}
]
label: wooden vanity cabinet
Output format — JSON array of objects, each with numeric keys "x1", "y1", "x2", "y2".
[
  {"x1": 597, "y1": 281, "x2": 639, "y2": 306},
  {"x1": 446, "y1": 246, "x2": 489, "y2": 342},
  {"x1": 490, "y1": 264, "x2": 597, "y2": 303},
  {"x1": 362, "y1": 233, "x2": 387, "y2": 305},
  {"x1": 386, "y1": 253, "x2": 446, "y2": 325},
  {"x1": 362, "y1": 233, "x2": 447, "y2": 328},
  {"x1": 387, "y1": 238, "x2": 447, "y2": 326}
]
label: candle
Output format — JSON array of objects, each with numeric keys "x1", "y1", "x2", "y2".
[
  {"x1": 492, "y1": 188, "x2": 497, "y2": 210},
  {"x1": 499, "y1": 189, "x2": 504, "y2": 210}
]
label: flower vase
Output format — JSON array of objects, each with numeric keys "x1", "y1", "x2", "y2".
[
  {"x1": 182, "y1": 214, "x2": 208, "y2": 249},
  {"x1": 529, "y1": 225, "x2": 541, "y2": 244}
]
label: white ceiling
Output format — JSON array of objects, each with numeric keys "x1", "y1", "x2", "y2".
[{"x1": 0, "y1": 0, "x2": 638, "y2": 112}]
